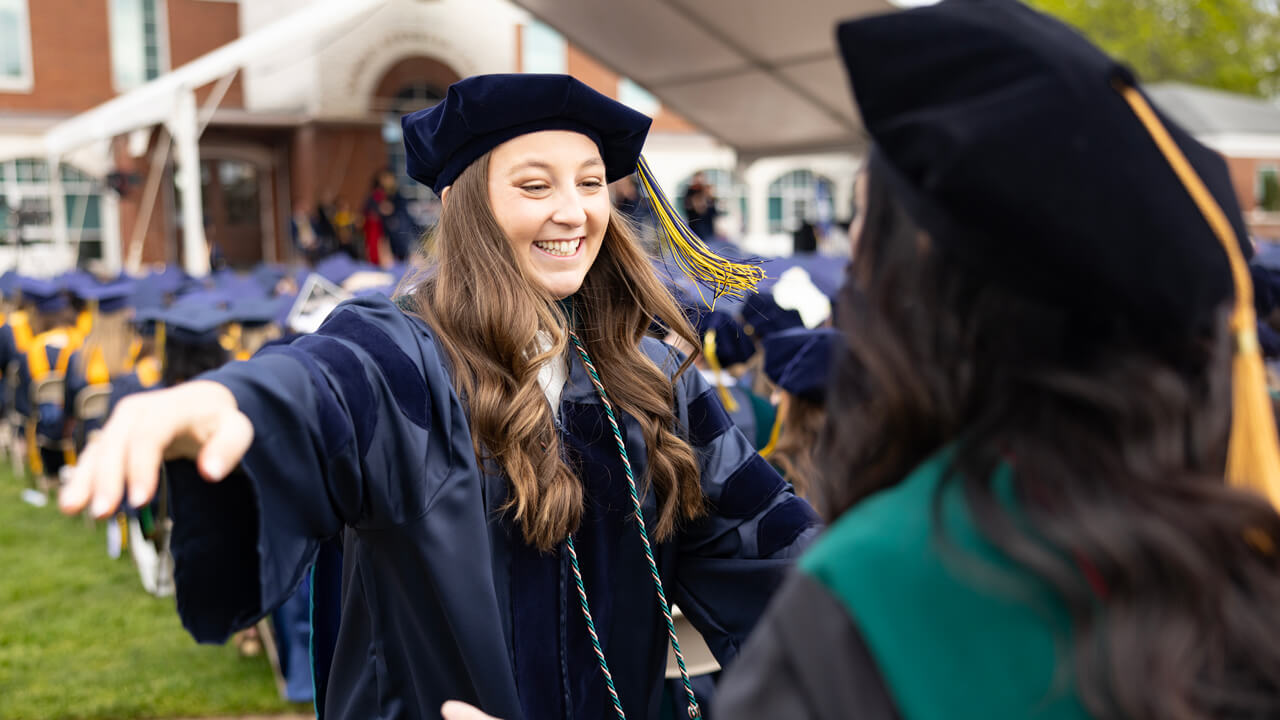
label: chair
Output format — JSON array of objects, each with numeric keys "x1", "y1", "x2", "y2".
[
  {"x1": 74, "y1": 383, "x2": 112, "y2": 448},
  {"x1": 32, "y1": 374, "x2": 70, "y2": 477}
]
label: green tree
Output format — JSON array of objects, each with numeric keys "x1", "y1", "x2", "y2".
[{"x1": 1025, "y1": 0, "x2": 1280, "y2": 97}]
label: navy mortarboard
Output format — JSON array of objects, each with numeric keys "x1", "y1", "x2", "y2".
[
  {"x1": 228, "y1": 298, "x2": 286, "y2": 328},
  {"x1": 762, "y1": 327, "x2": 840, "y2": 405},
  {"x1": 314, "y1": 254, "x2": 361, "y2": 287},
  {"x1": 837, "y1": 0, "x2": 1279, "y2": 497},
  {"x1": 741, "y1": 292, "x2": 804, "y2": 340},
  {"x1": 692, "y1": 309, "x2": 755, "y2": 368},
  {"x1": 70, "y1": 277, "x2": 134, "y2": 314},
  {"x1": 213, "y1": 269, "x2": 271, "y2": 302},
  {"x1": 173, "y1": 289, "x2": 234, "y2": 310},
  {"x1": 401, "y1": 73, "x2": 761, "y2": 299},
  {"x1": 157, "y1": 305, "x2": 231, "y2": 345},
  {"x1": 0, "y1": 270, "x2": 20, "y2": 301},
  {"x1": 18, "y1": 277, "x2": 68, "y2": 314}
]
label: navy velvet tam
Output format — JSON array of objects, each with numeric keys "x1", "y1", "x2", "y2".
[
  {"x1": 18, "y1": 277, "x2": 68, "y2": 314},
  {"x1": 741, "y1": 293, "x2": 804, "y2": 340},
  {"x1": 692, "y1": 309, "x2": 756, "y2": 367},
  {"x1": 837, "y1": 0, "x2": 1250, "y2": 337},
  {"x1": 401, "y1": 74, "x2": 652, "y2": 194},
  {"x1": 763, "y1": 328, "x2": 841, "y2": 404}
]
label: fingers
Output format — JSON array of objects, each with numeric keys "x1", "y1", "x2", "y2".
[
  {"x1": 58, "y1": 382, "x2": 244, "y2": 518},
  {"x1": 441, "y1": 701, "x2": 501, "y2": 720},
  {"x1": 125, "y1": 431, "x2": 166, "y2": 509},
  {"x1": 58, "y1": 437, "x2": 96, "y2": 514},
  {"x1": 86, "y1": 404, "x2": 134, "y2": 518},
  {"x1": 196, "y1": 409, "x2": 253, "y2": 482}
]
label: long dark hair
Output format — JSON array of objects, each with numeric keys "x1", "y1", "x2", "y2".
[{"x1": 821, "y1": 161, "x2": 1280, "y2": 719}]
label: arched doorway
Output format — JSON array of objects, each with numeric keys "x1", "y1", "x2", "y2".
[{"x1": 371, "y1": 57, "x2": 460, "y2": 231}]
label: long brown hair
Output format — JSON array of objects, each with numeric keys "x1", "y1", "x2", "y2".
[
  {"x1": 410, "y1": 153, "x2": 705, "y2": 551},
  {"x1": 770, "y1": 393, "x2": 824, "y2": 502},
  {"x1": 822, "y1": 163, "x2": 1280, "y2": 719},
  {"x1": 81, "y1": 309, "x2": 136, "y2": 379}
]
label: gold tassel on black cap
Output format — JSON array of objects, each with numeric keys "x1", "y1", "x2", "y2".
[
  {"x1": 635, "y1": 156, "x2": 764, "y2": 302},
  {"x1": 1116, "y1": 80, "x2": 1280, "y2": 508}
]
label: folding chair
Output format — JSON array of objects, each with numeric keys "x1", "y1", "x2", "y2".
[{"x1": 74, "y1": 382, "x2": 113, "y2": 449}]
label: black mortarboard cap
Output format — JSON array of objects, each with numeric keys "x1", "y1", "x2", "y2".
[
  {"x1": 402, "y1": 74, "x2": 651, "y2": 195},
  {"x1": 836, "y1": 0, "x2": 1248, "y2": 335},
  {"x1": 837, "y1": 0, "x2": 1280, "y2": 502}
]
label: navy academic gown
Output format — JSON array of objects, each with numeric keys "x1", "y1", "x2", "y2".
[{"x1": 167, "y1": 295, "x2": 820, "y2": 720}]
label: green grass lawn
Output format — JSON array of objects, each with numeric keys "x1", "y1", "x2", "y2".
[{"x1": 0, "y1": 465, "x2": 307, "y2": 719}]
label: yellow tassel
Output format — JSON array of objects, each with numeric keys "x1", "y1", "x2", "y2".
[
  {"x1": 635, "y1": 156, "x2": 764, "y2": 302},
  {"x1": 703, "y1": 330, "x2": 739, "y2": 412},
  {"x1": 1118, "y1": 82, "x2": 1280, "y2": 505},
  {"x1": 759, "y1": 394, "x2": 788, "y2": 459},
  {"x1": 220, "y1": 322, "x2": 242, "y2": 354}
]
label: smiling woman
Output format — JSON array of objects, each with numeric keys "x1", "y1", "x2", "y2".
[
  {"x1": 60, "y1": 73, "x2": 818, "y2": 720},
  {"x1": 482, "y1": 131, "x2": 609, "y2": 299}
]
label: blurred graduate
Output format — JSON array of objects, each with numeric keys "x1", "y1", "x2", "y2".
[{"x1": 719, "y1": 1, "x2": 1280, "y2": 717}]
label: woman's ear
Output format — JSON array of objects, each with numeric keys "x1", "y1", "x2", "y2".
[{"x1": 440, "y1": 186, "x2": 451, "y2": 205}]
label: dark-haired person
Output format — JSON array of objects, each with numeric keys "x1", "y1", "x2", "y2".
[
  {"x1": 60, "y1": 74, "x2": 819, "y2": 720},
  {"x1": 718, "y1": 1, "x2": 1280, "y2": 718}
]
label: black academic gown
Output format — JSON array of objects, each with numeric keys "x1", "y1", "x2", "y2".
[{"x1": 167, "y1": 295, "x2": 820, "y2": 720}]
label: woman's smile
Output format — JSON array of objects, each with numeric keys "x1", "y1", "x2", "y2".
[{"x1": 532, "y1": 237, "x2": 584, "y2": 258}]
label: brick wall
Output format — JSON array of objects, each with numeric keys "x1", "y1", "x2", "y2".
[
  {"x1": 1225, "y1": 155, "x2": 1280, "y2": 240},
  {"x1": 167, "y1": 0, "x2": 244, "y2": 108},
  {"x1": 0, "y1": 0, "x2": 242, "y2": 113},
  {"x1": 0, "y1": 0, "x2": 114, "y2": 112}
]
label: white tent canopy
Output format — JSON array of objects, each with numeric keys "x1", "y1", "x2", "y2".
[{"x1": 509, "y1": 0, "x2": 895, "y2": 160}]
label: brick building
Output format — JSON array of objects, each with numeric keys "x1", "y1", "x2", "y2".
[
  {"x1": 0, "y1": 0, "x2": 863, "y2": 275},
  {"x1": 1147, "y1": 83, "x2": 1280, "y2": 241}
]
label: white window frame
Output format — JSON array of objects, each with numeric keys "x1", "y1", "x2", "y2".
[
  {"x1": 521, "y1": 20, "x2": 567, "y2": 75},
  {"x1": 0, "y1": 0, "x2": 35, "y2": 93},
  {"x1": 0, "y1": 159, "x2": 104, "y2": 254},
  {"x1": 767, "y1": 170, "x2": 835, "y2": 235},
  {"x1": 109, "y1": 0, "x2": 171, "y2": 93},
  {"x1": 618, "y1": 78, "x2": 660, "y2": 117}
]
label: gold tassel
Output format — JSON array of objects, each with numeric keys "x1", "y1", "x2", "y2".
[
  {"x1": 703, "y1": 330, "x2": 740, "y2": 412},
  {"x1": 220, "y1": 322, "x2": 242, "y2": 355},
  {"x1": 759, "y1": 394, "x2": 788, "y2": 459},
  {"x1": 1117, "y1": 82, "x2": 1280, "y2": 505},
  {"x1": 635, "y1": 156, "x2": 764, "y2": 302}
]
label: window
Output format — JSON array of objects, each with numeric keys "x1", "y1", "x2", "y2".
[
  {"x1": 767, "y1": 170, "x2": 835, "y2": 234},
  {"x1": 1258, "y1": 165, "x2": 1280, "y2": 213},
  {"x1": 0, "y1": 159, "x2": 105, "y2": 260},
  {"x1": 0, "y1": 0, "x2": 32, "y2": 91},
  {"x1": 219, "y1": 161, "x2": 260, "y2": 226},
  {"x1": 676, "y1": 169, "x2": 748, "y2": 238},
  {"x1": 385, "y1": 84, "x2": 446, "y2": 226},
  {"x1": 522, "y1": 20, "x2": 566, "y2": 74},
  {"x1": 110, "y1": 0, "x2": 168, "y2": 91},
  {"x1": 618, "y1": 78, "x2": 660, "y2": 117}
]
